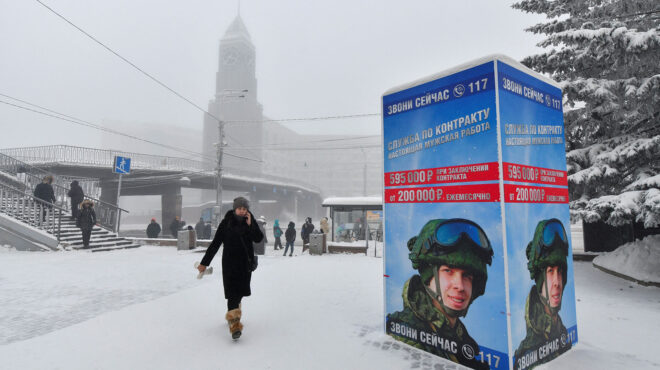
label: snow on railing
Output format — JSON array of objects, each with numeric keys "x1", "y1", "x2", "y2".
[
  {"x1": 0, "y1": 151, "x2": 127, "y2": 231},
  {"x1": 0, "y1": 182, "x2": 65, "y2": 241},
  {"x1": 0, "y1": 145, "x2": 207, "y2": 171},
  {"x1": 0, "y1": 145, "x2": 321, "y2": 194}
]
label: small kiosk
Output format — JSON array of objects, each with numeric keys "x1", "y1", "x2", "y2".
[
  {"x1": 382, "y1": 55, "x2": 577, "y2": 370},
  {"x1": 321, "y1": 196, "x2": 383, "y2": 245}
]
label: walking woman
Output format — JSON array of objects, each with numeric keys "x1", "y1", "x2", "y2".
[
  {"x1": 197, "y1": 197, "x2": 262, "y2": 339},
  {"x1": 77, "y1": 199, "x2": 97, "y2": 249}
]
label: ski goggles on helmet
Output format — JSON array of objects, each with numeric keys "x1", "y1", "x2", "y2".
[
  {"x1": 539, "y1": 219, "x2": 568, "y2": 256},
  {"x1": 424, "y1": 219, "x2": 493, "y2": 263}
]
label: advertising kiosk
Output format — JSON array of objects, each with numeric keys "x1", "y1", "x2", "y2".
[{"x1": 382, "y1": 55, "x2": 577, "y2": 370}]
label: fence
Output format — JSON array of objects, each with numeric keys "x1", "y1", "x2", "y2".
[
  {"x1": 0, "y1": 182, "x2": 65, "y2": 241},
  {"x1": 0, "y1": 151, "x2": 126, "y2": 231}
]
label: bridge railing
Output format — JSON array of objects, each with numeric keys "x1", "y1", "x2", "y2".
[
  {"x1": 0, "y1": 145, "x2": 209, "y2": 171},
  {"x1": 0, "y1": 182, "x2": 65, "y2": 242},
  {"x1": 1, "y1": 144, "x2": 322, "y2": 194},
  {"x1": 222, "y1": 165, "x2": 321, "y2": 194},
  {"x1": 0, "y1": 152, "x2": 127, "y2": 232}
]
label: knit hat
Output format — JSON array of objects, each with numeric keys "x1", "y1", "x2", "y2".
[{"x1": 233, "y1": 196, "x2": 249, "y2": 210}]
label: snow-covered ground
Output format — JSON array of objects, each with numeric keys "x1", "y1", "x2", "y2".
[
  {"x1": 593, "y1": 234, "x2": 660, "y2": 285},
  {"x1": 0, "y1": 245, "x2": 658, "y2": 370}
]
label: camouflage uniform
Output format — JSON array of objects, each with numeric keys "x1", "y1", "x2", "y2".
[
  {"x1": 387, "y1": 219, "x2": 493, "y2": 370},
  {"x1": 513, "y1": 286, "x2": 570, "y2": 369},
  {"x1": 513, "y1": 219, "x2": 572, "y2": 369},
  {"x1": 387, "y1": 275, "x2": 488, "y2": 370}
]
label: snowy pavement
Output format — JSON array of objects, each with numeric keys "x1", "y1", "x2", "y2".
[{"x1": 0, "y1": 245, "x2": 659, "y2": 370}]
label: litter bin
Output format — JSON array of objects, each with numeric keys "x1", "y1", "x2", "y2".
[
  {"x1": 309, "y1": 233, "x2": 326, "y2": 255},
  {"x1": 177, "y1": 229, "x2": 196, "y2": 250}
]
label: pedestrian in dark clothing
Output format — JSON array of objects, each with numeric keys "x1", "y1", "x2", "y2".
[
  {"x1": 77, "y1": 199, "x2": 97, "y2": 249},
  {"x1": 284, "y1": 221, "x2": 296, "y2": 256},
  {"x1": 195, "y1": 218, "x2": 205, "y2": 239},
  {"x1": 169, "y1": 216, "x2": 184, "y2": 238},
  {"x1": 146, "y1": 218, "x2": 161, "y2": 238},
  {"x1": 253, "y1": 216, "x2": 267, "y2": 255},
  {"x1": 33, "y1": 175, "x2": 56, "y2": 221},
  {"x1": 273, "y1": 219, "x2": 283, "y2": 250},
  {"x1": 355, "y1": 218, "x2": 365, "y2": 240},
  {"x1": 301, "y1": 217, "x2": 315, "y2": 253},
  {"x1": 67, "y1": 180, "x2": 84, "y2": 220},
  {"x1": 197, "y1": 196, "x2": 263, "y2": 340},
  {"x1": 186, "y1": 225, "x2": 197, "y2": 249},
  {"x1": 203, "y1": 222, "x2": 212, "y2": 239}
]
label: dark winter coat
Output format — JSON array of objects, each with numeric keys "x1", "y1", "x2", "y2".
[
  {"x1": 146, "y1": 221, "x2": 161, "y2": 238},
  {"x1": 301, "y1": 221, "x2": 314, "y2": 241},
  {"x1": 285, "y1": 223, "x2": 296, "y2": 243},
  {"x1": 252, "y1": 220, "x2": 267, "y2": 255},
  {"x1": 34, "y1": 182, "x2": 56, "y2": 205},
  {"x1": 77, "y1": 203, "x2": 97, "y2": 231},
  {"x1": 201, "y1": 210, "x2": 263, "y2": 299},
  {"x1": 195, "y1": 220, "x2": 205, "y2": 237},
  {"x1": 67, "y1": 181, "x2": 84, "y2": 206},
  {"x1": 203, "y1": 223, "x2": 212, "y2": 239},
  {"x1": 169, "y1": 219, "x2": 184, "y2": 237}
]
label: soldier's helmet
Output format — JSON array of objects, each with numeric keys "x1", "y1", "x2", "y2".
[
  {"x1": 526, "y1": 219, "x2": 569, "y2": 302},
  {"x1": 408, "y1": 219, "x2": 494, "y2": 304}
]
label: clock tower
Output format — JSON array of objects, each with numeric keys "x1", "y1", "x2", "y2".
[{"x1": 202, "y1": 14, "x2": 263, "y2": 180}]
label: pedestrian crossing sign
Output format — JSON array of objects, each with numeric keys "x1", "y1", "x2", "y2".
[{"x1": 113, "y1": 156, "x2": 131, "y2": 174}]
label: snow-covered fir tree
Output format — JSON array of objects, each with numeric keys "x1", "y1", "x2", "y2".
[{"x1": 513, "y1": 0, "x2": 660, "y2": 227}]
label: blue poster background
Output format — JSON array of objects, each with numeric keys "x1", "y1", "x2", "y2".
[
  {"x1": 383, "y1": 61, "x2": 509, "y2": 369},
  {"x1": 497, "y1": 60, "x2": 579, "y2": 357},
  {"x1": 383, "y1": 62, "x2": 497, "y2": 173}
]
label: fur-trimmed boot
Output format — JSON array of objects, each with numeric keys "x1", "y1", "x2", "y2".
[{"x1": 225, "y1": 308, "x2": 243, "y2": 339}]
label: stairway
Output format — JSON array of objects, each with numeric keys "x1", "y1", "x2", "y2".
[
  {"x1": 0, "y1": 183, "x2": 141, "y2": 252},
  {"x1": 57, "y1": 217, "x2": 141, "y2": 252},
  {"x1": 1, "y1": 151, "x2": 139, "y2": 252}
]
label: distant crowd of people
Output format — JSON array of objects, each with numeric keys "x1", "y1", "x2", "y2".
[
  {"x1": 144, "y1": 216, "x2": 213, "y2": 240},
  {"x1": 31, "y1": 175, "x2": 335, "y2": 254},
  {"x1": 146, "y1": 211, "x2": 333, "y2": 257}
]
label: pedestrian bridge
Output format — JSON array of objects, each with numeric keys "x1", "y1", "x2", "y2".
[
  {"x1": 0, "y1": 145, "x2": 319, "y2": 193},
  {"x1": 0, "y1": 145, "x2": 323, "y2": 230}
]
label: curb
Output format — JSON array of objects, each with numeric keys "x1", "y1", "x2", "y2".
[
  {"x1": 592, "y1": 262, "x2": 660, "y2": 288},
  {"x1": 572, "y1": 252, "x2": 598, "y2": 261}
]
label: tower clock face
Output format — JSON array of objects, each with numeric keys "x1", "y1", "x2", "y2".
[{"x1": 222, "y1": 47, "x2": 239, "y2": 65}]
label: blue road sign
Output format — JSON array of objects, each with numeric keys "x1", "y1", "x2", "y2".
[{"x1": 113, "y1": 156, "x2": 131, "y2": 174}]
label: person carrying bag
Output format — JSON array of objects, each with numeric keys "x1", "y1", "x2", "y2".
[{"x1": 196, "y1": 197, "x2": 263, "y2": 340}]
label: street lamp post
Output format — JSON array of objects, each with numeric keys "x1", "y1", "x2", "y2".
[
  {"x1": 215, "y1": 119, "x2": 225, "y2": 228},
  {"x1": 213, "y1": 89, "x2": 248, "y2": 227},
  {"x1": 360, "y1": 148, "x2": 367, "y2": 196}
]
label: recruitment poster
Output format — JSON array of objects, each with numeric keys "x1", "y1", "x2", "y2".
[
  {"x1": 382, "y1": 55, "x2": 577, "y2": 370},
  {"x1": 498, "y1": 60, "x2": 578, "y2": 370}
]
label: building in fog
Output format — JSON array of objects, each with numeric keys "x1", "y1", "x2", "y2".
[
  {"x1": 202, "y1": 15, "x2": 263, "y2": 175},
  {"x1": 202, "y1": 14, "x2": 383, "y2": 200}
]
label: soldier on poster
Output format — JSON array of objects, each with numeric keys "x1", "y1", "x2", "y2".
[
  {"x1": 387, "y1": 219, "x2": 493, "y2": 370},
  {"x1": 514, "y1": 219, "x2": 571, "y2": 369}
]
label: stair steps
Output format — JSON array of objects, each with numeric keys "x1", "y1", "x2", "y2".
[{"x1": 0, "y1": 198, "x2": 141, "y2": 252}]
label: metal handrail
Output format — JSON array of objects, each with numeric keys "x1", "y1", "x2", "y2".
[
  {"x1": 0, "y1": 145, "x2": 322, "y2": 194},
  {"x1": 0, "y1": 182, "x2": 65, "y2": 242},
  {"x1": 0, "y1": 145, "x2": 208, "y2": 171},
  {"x1": 0, "y1": 152, "x2": 127, "y2": 231}
]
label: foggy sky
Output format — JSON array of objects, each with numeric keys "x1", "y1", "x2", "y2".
[{"x1": 0, "y1": 0, "x2": 546, "y2": 152}]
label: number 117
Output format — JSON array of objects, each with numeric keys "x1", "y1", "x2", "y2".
[{"x1": 469, "y1": 78, "x2": 488, "y2": 93}]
